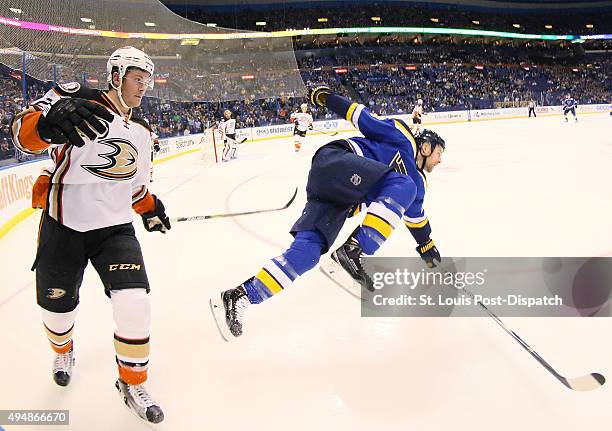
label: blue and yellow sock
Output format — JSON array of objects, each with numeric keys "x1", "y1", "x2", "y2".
[
  {"x1": 243, "y1": 230, "x2": 325, "y2": 304},
  {"x1": 356, "y1": 171, "x2": 415, "y2": 255}
]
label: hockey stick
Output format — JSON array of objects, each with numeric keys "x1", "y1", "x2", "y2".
[
  {"x1": 171, "y1": 187, "x2": 298, "y2": 223},
  {"x1": 313, "y1": 128, "x2": 339, "y2": 137},
  {"x1": 462, "y1": 287, "x2": 605, "y2": 391}
]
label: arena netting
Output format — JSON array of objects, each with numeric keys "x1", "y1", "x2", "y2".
[{"x1": 0, "y1": 0, "x2": 305, "y2": 102}]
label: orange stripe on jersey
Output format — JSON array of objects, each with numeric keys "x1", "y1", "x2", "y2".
[
  {"x1": 16, "y1": 111, "x2": 50, "y2": 153},
  {"x1": 132, "y1": 191, "x2": 155, "y2": 215},
  {"x1": 32, "y1": 174, "x2": 50, "y2": 209}
]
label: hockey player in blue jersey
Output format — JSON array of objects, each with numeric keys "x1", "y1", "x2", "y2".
[
  {"x1": 210, "y1": 86, "x2": 445, "y2": 340},
  {"x1": 563, "y1": 94, "x2": 578, "y2": 122}
]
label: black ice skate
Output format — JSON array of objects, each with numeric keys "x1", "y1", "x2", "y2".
[
  {"x1": 115, "y1": 379, "x2": 164, "y2": 424},
  {"x1": 210, "y1": 283, "x2": 250, "y2": 341},
  {"x1": 53, "y1": 345, "x2": 75, "y2": 387},
  {"x1": 320, "y1": 233, "x2": 373, "y2": 299}
]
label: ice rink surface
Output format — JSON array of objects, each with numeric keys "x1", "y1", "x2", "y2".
[{"x1": 1, "y1": 113, "x2": 611, "y2": 430}]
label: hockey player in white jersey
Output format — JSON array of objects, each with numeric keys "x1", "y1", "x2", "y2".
[
  {"x1": 411, "y1": 99, "x2": 424, "y2": 135},
  {"x1": 10, "y1": 46, "x2": 168, "y2": 424},
  {"x1": 290, "y1": 103, "x2": 313, "y2": 152},
  {"x1": 220, "y1": 109, "x2": 239, "y2": 162}
]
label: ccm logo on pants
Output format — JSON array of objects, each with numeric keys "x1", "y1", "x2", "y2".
[{"x1": 109, "y1": 264, "x2": 142, "y2": 271}]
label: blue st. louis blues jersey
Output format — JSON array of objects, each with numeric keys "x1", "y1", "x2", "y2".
[
  {"x1": 326, "y1": 94, "x2": 431, "y2": 242},
  {"x1": 563, "y1": 98, "x2": 578, "y2": 110}
]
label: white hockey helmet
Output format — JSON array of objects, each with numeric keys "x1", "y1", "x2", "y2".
[
  {"x1": 107, "y1": 46, "x2": 155, "y2": 90},
  {"x1": 417, "y1": 98, "x2": 423, "y2": 105},
  {"x1": 300, "y1": 103, "x2": 308, "y2": 111}
]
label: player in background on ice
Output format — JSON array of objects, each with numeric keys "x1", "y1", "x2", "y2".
[
  {"x1": 563, "y1": 94, "x2": 578, "y2": 122},
  {"x1": 210, "y1": 86, "x2": 444, "y2": 340},
  {"x1": 144, "y1": 118, "x2": 161, "y2": 182},
  {"x1": 412, "y1": 98, "x2": 424, "y2": 135},
  {"x1": 290, "y1": 103, "x2": 314, "y2": 152},
  {"x1": 150, "y1": 131, "x2": 160, "y2": 182},
  {"x1": 220, "y1": 109, "x2": 238, "y2": 162},
  {"x1": 10, "y1": 46, "x2": 169, "y2": 424},
  {"x1": 528, "y1": 99, "x2": 537, "y2": 118}
]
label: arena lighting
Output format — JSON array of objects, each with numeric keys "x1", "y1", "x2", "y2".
[
  {"x1": 475, "y1": 64, "x2": 484, "y2": 70},
  {"x1": 255, "y1": 22, "x2": 266, "y2": 26},
  {"x1": 472, "y1": 20, "x2": 480, "y2": 25},
  {"x1": 0, "y1": 16, "x2": 608, "y2": 41},
  {"x1": 241, "y1": 74, "x2": 255, "y2": 80},
  {"x1": 512, "y1": 24, "x2": 520, "y2": 28},
  {"x1": 80, "y1": 17, "x2": 92, "y2": 23},
  {"x1": 334, "y1": 68, "x2": 348, "y2": 74},
  {"x1": 430, "y1": 18, "x2": 439, "y2": 23},
  {"x1": 371, "y1": 17, "x2": 381, "y2": 22},
  {"x1": 545, "y1": 25, "x2": 553, "y2": 29},
  {"x1": 405, "y1": 65, "x2": 417, "y2": 71},
  {"x1": 317, "y1": 18, "x2": 328, "y2": 23},
  {"x1": 144, "y1": 22, "x2": 156, "y2": 27},
  {"x1": 586, "y1": 24, "x2": 594, "y2": 29}
]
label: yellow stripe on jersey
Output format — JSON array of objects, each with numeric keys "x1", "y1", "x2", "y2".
[
  {"x1": 405, "y1": 218, "x2": 429, "y2": 228},
  {"x1": 255, "y1": 268, "x2": 284, "y2": 294},
  {"x1": 346, "y1": 103, "x2": 358, "y2": 122},
  {"x1": 363, "y1": 213, "x2": 393, "y2": 239},
  {"x1": 418, "y1": 171, "x2": 428, "y2": 191},
  {"x1": 393, "y1": 120, "x2": 417, "y2": 155}
]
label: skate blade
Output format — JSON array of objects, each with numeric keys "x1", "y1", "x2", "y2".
[
  {"x1": 209, "y1": 297, "x2": 233, "y2": 342},
  {"x1": 319, "y1": 257, "x2": 365, "y2": 301}
]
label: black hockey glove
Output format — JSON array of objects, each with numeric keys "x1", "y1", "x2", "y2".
[
  {"x1": 141, "y1": 195, "x2": 171, "y2": 234},
  {"x1": 153, "y1": 142, "x2": 161, "y2": 152},
  {"x1": 37, "y1": 98, "x2": 114, "y2": 147},
  {"x1": 309, "y1": 85, "x2": 332, "y2": 108},
  {"x1": 416, "y1": 239, "x2": 441, "y2": 268}
]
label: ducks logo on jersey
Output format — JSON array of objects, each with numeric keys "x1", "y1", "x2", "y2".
[{"x1": 82, "y1": 138, "x2": 139, "y2": 180}]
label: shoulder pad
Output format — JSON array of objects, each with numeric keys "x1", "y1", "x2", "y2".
[{"x1": 131, "y1": 115, "x2": 152, "y2": 132}]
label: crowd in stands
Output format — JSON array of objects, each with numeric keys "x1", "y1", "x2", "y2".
[
  {"x1": 173, "y1": 1, "x2": 611, "y2": 35},
  {"x1": 0, "y1": 39, "x2": 609, "y2": 163}
]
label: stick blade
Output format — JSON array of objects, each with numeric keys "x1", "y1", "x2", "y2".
[
  {"x1": 564, "y1": 373, "x2": 605, "y2": 391},
  {"x1": 284, "y1": 187, "x2": 298, "y2": 209}
]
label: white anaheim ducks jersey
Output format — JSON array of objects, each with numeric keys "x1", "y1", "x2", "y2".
[
  {"x1": 11, "y1": 83, "x2": 153, "y2": 232},
  {"x1": 291, "y1": 112, "x2": 313, "y2": 132},
  {"x1": 412, "y1": 105, "x2": 423, "y2": 119},
  {"x1": 219, "y1": 118, "x2": 236, "y2": 136}
]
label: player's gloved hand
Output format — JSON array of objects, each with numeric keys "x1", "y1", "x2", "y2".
[
  {"x1": 416, "y1": 239, "x2": 441, "y2": 268},
  {"x1": 308, "y1": 124, "x2": 314, "y2": 130},
  {"x1": 309, "y1": 85, "x2": 332, "y2": 108},
  {"x1": 141, "y1": 195, "x2": 171, "y2": 233},
  {"x1": 37, "y1": 98, "x2": 113, "y2": 147},
  {"x1": 153, "y1": 142, "x2": 161, "y2": 152}
]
